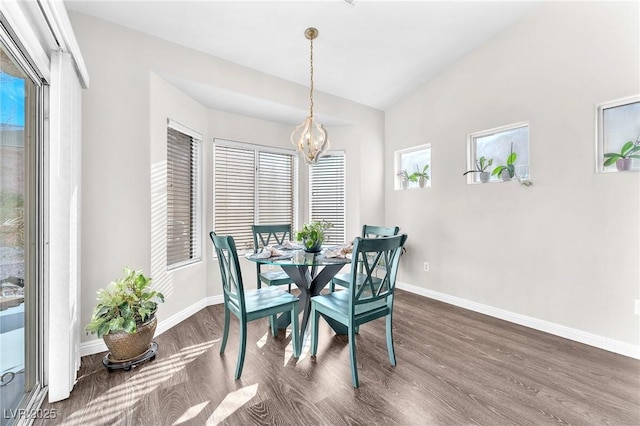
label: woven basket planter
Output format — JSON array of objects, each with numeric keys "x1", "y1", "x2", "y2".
[{"x1": 103, "y1": 316, "x2": 157, "y2": 362}]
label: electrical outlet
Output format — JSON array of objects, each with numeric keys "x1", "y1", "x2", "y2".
[{"x1": 423, "y1": 262, "x2": 430, "y2": 272}]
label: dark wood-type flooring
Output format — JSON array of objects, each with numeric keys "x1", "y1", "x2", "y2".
[{"x1": 36, "y1": 290, "x2": 640, "y2": 425}]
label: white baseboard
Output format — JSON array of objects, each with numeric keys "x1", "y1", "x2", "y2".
[
  {"x1": 396, "y1": 281, "x2": 640, "y2": 360},
  {"x1": 80, "y1": 295, "x2": 224, "y2": 357}
]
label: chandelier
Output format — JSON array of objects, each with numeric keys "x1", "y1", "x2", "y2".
[{"x1": 290, "y1": 27, "x2": 329, "y2": 165}]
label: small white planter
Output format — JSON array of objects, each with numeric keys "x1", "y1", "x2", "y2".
[{"x1": 479, "y1": 172, "x2": 490, "y2": 183}]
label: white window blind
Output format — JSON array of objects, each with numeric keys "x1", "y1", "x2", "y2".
[
  {"x1": 310, "y1": 152, "x2": 346, "y2": 245},
  {"x1": 214, "y1": 140, "x2": 296, "y2": 251},
  {"x1": 257, "y1": 151, "x2": 294, "y2": 225},
  {"x1": 167, "y1": 125, "x2": 200, "y2": 268}
]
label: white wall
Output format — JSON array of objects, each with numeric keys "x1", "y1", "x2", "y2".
[
  {"x1": 69, "y1": 12, "x2": 385, "y2": 349},
  {"x1": 385, "y1": 2, "x2": 640, "y2": 350}
]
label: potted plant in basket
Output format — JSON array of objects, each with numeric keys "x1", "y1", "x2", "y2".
[
  {"x1": 492, "y1": 143, "x2": 517, "y2": 181},
  {"x1": 603, "y1": 139, "x2": 640, "y2": 171},
  {"x1": 463, "y1": 156, "x2": 493, "y2": 183},
  {"x1": 296, "y1": 220, "x2": 332, "y2": 252},
  {"x1": 410, "y1": 165, "x2": 430, "y2": 188},
  {"x1": 86, "y1": 267, "x2": 164, "y2": 362}
]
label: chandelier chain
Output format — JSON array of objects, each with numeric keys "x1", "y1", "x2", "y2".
[{"x1": 309, "y1": 36, "x2": 314, "y2": 118}]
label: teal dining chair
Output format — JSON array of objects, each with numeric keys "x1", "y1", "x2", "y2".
[
  {"x1": 210, "y1": 232, "x2": 301, "y2": 380},
  {"x1": 310, "y1": 234, "x2": 407, "y2": 388},
  {"x1": 252, "y1": 224, "x2": 294, "y2": 292},
  {"x1": 330, "y1": 224, "x2": 400, "y2": 292}
]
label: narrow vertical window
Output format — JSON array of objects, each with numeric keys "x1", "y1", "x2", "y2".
[
  {"x1": 310, "y1": 152, "x2": 346, "y2": 245},
  {"x1": 167, "y1": 122, "x2": 201, "y2": 268}
]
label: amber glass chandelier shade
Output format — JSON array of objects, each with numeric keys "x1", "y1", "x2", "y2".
[{"x1": 290, "y1": 116, "x2": 329, "y2": 165}]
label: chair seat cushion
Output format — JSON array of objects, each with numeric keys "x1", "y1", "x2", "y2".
[
  {"x1": 312, "y1": 289, "x2": 388, "y2": 320},
  {"x1": 259, "y1": 270, "x2": 293, "y2": 287},
  {"x1": 244, "y1": 286, "x2": 299, "y2": 314}
]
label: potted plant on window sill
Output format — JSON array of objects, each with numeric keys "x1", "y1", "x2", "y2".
[
  {"x1": 86, "y1": 267, "x2": 164, "y2": 363},
  {"x1": 296, "y1": 220, "x2": 332, "y2": 252},
  {"x1": 603, "y1": 139, "x2": 640, "y2": 171},
  {"x1": 410, "y1": 165, "x2": 430, "y2": 188},
  {"x1": 492, "y1": 143, "x2": 517, "y2": 181},
  {"x1": 397, "y1": 169, "x2": 412, "y2": 189},
  {"x1": 463, "y1": 156, "x2": 493, "y2": 183}
]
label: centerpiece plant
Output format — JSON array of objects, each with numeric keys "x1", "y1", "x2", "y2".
[{"x1": 296, "y1": 220, "x2": 332, "y2": 252}]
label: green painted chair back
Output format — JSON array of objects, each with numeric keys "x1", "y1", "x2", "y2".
[
  {"x1": 362, "y1": 224, "x2": 400, "y2": 239},
  {"x1": 211, "y1": 232, "x2": 247, "y2": 316},
  {"x1": 330, "y1": 224, "x2": 400, "y2": 292},
  {"x1": 252, "y1": 224, "x2": 292, "y2": 249},
  {"x1": 349, "y1": 234, "x2": 406, "y2": 312},
  {"x1": 252, "y1": 224, "x2": 294, "y2": 290}
]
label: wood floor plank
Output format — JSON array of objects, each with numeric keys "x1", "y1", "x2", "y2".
[{"x1": 34, "y1": 290, "x2": 640, "y2": 425}]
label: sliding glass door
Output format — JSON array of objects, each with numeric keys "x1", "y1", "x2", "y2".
[{"x1": 0, "y1": 31, "x2": 44, "y2": 425}]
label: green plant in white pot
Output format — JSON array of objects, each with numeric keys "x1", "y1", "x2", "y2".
[
  {"x1": 492, "y1": 144, "x2": 517, "y2": 181},
  {"x1": 603, "y1": 140, "x2": 640, "y2": 171},
  {"x1": 86, "y1": 267, "x2": 164, "y2": 361},
  {"x1": 463, "y1": 156, "x2": 493, "y2": 183},
  {"x1": 296, "y1": 220, "x2": 332, "y2": 252},
  {"x1": 410, "y1": 164, "x2": 430, "y2": 188}
]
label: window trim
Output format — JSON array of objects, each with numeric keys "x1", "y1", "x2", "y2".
[
  {"x1": 167, "y1": 119, "x2": 202, "y2": 270},
  {"x1": 595, "y1": 95, "x2": 640, "y2": 174},
  {"x1": 394, "y1": 144, "x2": 432, "y2": 190},
  {"x1": 467, "y1": 121, "x2": 530, "y2": 184}
]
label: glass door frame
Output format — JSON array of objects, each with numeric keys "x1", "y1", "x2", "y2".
[{"x1": 0, "y1": 16, "x2": 48, "y2": 424}]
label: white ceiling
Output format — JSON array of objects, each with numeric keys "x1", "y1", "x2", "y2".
[{"x1": 64, "y1": 0, "x2": 540, "y2": 123}]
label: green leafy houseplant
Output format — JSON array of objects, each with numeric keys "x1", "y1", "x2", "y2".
[
  {"x1": 86, "y1": 267, "x2": 164, "y2": 338},
  {"x1": 492, "y1": 144, "x2": 517, "y2": 180},
  {"x1": 296, "y1": 220, "x2": 332, "y2": 252},
  {"x1": 410, "y1": 164, "x2": 430, "y2": 187},
  {"x1": 603, "y1": 140, "x2": 640, "y2": 171},
  {"x1": 463, "y1": 156, "x2": 493, "y2": 183}
]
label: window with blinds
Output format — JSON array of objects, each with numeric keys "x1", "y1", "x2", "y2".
[
  {"x1": 310, "y1": 152, "x2": 346, "y2": 245},
  {"x1": 214, "y1": 140, "x2": 296, "y2": 252},
  {"x1": 167, "y1": 124, "x2": 201, "y2": 268}
]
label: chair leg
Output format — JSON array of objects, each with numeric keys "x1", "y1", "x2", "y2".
[
  {"x1": 291, "y1": 302, "x2": 301, "y2": 358},
  {"x1": 329, "y1": 280, "x2": 335, "y2": 293},
  {"x1": 235, "y1": 321, "x2": 248, "y2": 380},
  {"x1": 386, "y1": 313, "x2": 396, "y2": 367},
  {"x1": 348, "y1": 324, "x2": 359, "y2": 388},
  {"x1": 270, "y1": 315, "x2": 278, "y2": 337},
  {"x1": 310, "y1": 304, "x2": 320, "y2": 356},
  {"x1": 220, "y1": 307, "x2": 230, "y2": 354}
]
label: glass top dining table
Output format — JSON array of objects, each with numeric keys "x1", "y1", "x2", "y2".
[{"x1": 244, "y1": 248, "x2": 351, "y2": 341}]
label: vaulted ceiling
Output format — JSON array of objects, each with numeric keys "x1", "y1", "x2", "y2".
[{"x1": 65, "y1": 1, "x2": 539, "y2": 122}]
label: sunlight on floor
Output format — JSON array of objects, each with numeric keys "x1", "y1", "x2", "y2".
[
  {"x1": 173, "y1": 401, "x2": 209, "y2": 425},
  {"x1": 206, "y1": 383, "x2": 258, "y2": 425},
  {"x1": 64, "y1": 340, "x2": 215, "y2": 426}
]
